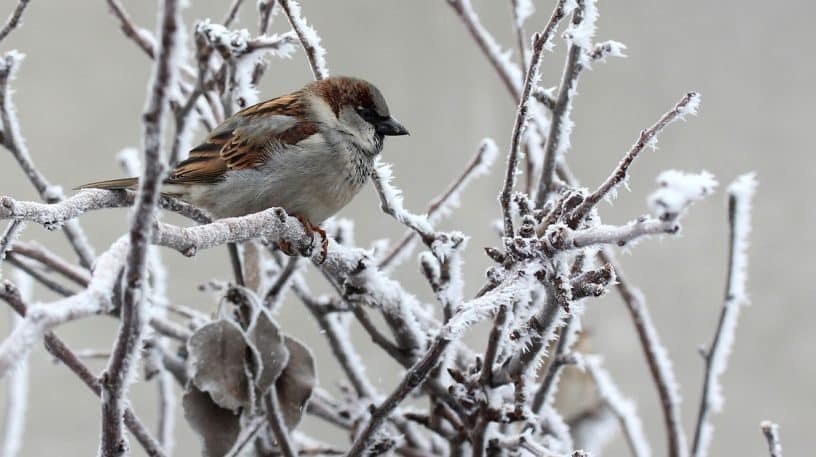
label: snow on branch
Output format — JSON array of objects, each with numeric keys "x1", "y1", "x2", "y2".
[
  {"x1": 583, "y1": 354, "x2": 652, "y2": 457},
  {"x1": 570, "y1": 92, "x2": 702, "y2": 223},
  {"x1": 691, "y1": 173, "x2": 757, "y2": 457},
  {"x1": 0, "y1": 52, "x2": 96, "y2": 267},
  {"x1": 760, "y1": 421, "x2": 783, "y2": 457},
  {"x1": 278, "y1": 0, "x2": 328, "y2": 80},
  {"x1": 0, "y1": 2, "x2": 767, "y2": 456}
]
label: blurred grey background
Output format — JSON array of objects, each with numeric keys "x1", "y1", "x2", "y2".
[{"x1": 0, "y1": 0, "x2": 813, "y2": 455}]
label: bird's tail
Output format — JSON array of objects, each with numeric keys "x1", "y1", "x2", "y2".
[{"x1": 75, "y1": 177, "x2": 139, "y2": 191}]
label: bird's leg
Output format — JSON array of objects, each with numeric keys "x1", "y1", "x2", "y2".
[{"x1": 295, "y1": 215, "x2": 329, "y2": 264}]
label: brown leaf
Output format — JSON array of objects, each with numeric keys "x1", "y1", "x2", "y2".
[
  {"x1": 188, "y1": 319, "x2": 250, "y2": 412},
  {"x1": 276, "y1": 336, "x2": 317, "y2": 429},
  {"x1": 182, "y1": 384, "x2": 241, "y2": 457},
  {"x1": 248, "y1": 308, "x2": 290, "y2": 394}
]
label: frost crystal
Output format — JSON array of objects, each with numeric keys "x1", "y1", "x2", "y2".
[{"x1": 648, "y1": 170, "x2": 718, "y2": 220}]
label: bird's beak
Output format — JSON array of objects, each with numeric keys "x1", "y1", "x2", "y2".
[{"x1": 375, "y1": 116, "x2": 409, "y2": 136}]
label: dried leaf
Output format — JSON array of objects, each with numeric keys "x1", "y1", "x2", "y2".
[
  {"x1": 276, "y1": 336, "x2": 316, "y2": 429},
  {"x1": 182, "y1": 384, "x2": 241, "y2": 457},
  {"x1": 188, "y1": 319, "x2": 250, "y2": 412},
  {"x1": 248, "y1": 308, "x2": 289, "y2": 393}
]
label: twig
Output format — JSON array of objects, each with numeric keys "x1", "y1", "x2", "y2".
[
  {"x1": 531, "y1": 316, "x2": 577, "y2": 413},
  {"x1": 0, "y1": 237, "x2": 128, "y2": 379},
  {"x1": 5, "y1": 254, "x2": 78, "y2": 296},
  {"x1": 0, "y1": 0, "x2": 31, "y2": 43},
  {"x1": 278, "y1": 0, "x2": 327, "y2": 80},
  {"x1": 346, "y1": 336, "x2": 451, "y2": 457},
  {"x1": 100, "y1": 0, "x2": 180, "y2": 453},
  {"x1": 500, "y1": 5, "x2": 567, "y2": 236},
  {"x1": 1, "y1": 274, "x2": 30, "y2": 457},
  {"x1": 379, "y1": 139, "x2": 497, "y2": 270},
  {"x1": 535, "y1": 1, "x2": 591, "y2": 206},
  {"x1": 760, "y1": 421, "x2": 782, "y2": 457},
  {"x1": 106, "y1": 0, "x2": 156, "y2": 58},
  {"x1": 265, "y1": 388, "x2": 299, "y2": 457},
  {"x1": 0, "y1": 52, "x2": 96, "y2": 268},
  {"x1": 0, "y1": 280, "x2": 166, "y2": 457},
  {"x1": 583, "y1": 354, "x2": 652, "y2": 457},
  {"x1": 691, "y1": 174, "x2": 757, "y2": 457},
  {"x1": 10, "y1": 241, "x2": 91, "y2": 286},
  {"x1": 600, "y1": 248, "x2": 688, "y2": 457},
  {"x1": 448, "y1": 0, "x2": 525, "y2": 100},
  {"x1": 479, "y1": 304, "x2": 509, "y2": 386},
  {"x1": 223, "y1": 0, "x2": 245, "y2": 27},
  {"x1": 0, "y1": 220, "x2": 23, "y2": 262},
  {"x1": 569, "y1": 92, "x2": 701, "y2": 225}
]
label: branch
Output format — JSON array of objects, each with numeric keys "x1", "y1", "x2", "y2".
[
  {"x1": 0, "y1": 237, "x2": 128, "y2": 379},
  {"x1": 0, "y1": 280, "x2": 167, "y2": 457},
  {"x1": 100, "y1": 0, "x2": 181, "y2": 453},
  {"x1": 535, "y1": 0, "x2": 594, "y2": 205},
  {"x1": 500, "y1": 2, "x2": 569, "y2": 236},
  {"x1": 1, "y1": 274, "x2": 29, "y2": 457},
  {"x1": 278, "y1": 0, "x2": 327, "y2": 80},
  {"x1": 0, "y1": 52, "x2": 96, "y2": 267},
  {"x1": 378, "y1": 139, "x2": 497, "y2": 270},
  {"x1": 691, "y1": 173, "x2": 757, "y2": 457},
  {"x1": 0, "y1": 189, "x2": 211, "y2": 226},
  {"x1": 0, "y1": 0, "x2": 31, "y2": 43},
  {"x1": 265, "y1": 388, "x2": 299, "y2": 457},
  {"x1": 600, "y1": 248, "x2": 688, "y2": 457},
  {"x1": 346, "y1": 336, "x2": 451, "y2": 457},
  {"x1": 569, "y1": 92, "x2": 701, "y2": 225},
  {"x1": 583, "y1": 354, "x2": 652, "y2": 457},
  {"x1": 760, "y1": 421, "x2": 782, "y2": 457}
]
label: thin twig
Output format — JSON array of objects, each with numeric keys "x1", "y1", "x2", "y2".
[
  {"x1": 278, "y1": 0, "x2": 327, "y2": 80},
  {"x1": 600, "y1": 248, "x2": 688, "y2": 457},
  {"x1": 760, "y1": 421, "x2": 782, "y2": 457},
  {"x1": 222, "y1": 0, "x2": 245, "y2": 27},
  {"x1": 500, "y1": 9, "x2": 566, "y2": 236},
  {"x1": 535, "y1": 2, "x2": 589, "y2": 206},
  {"x1": 265, "y1": 389, "x2": 299, "y2": 457},
  {"x1": 0, "y1": 281, "x2": 166, "y2": 457},
  {"x1": 691, "y1": 174, "x2": 757, "y2": 457},
  {"x1": 378, "y1": 139, "x2": 497, "y2": 270},
  {"x1": 346, "y1": 336, "x2": 451, "y2": 457},
  {"x1": 0, "y1": 52, "x2": 96, "y2": 268},
  {"x1": 0, "y1": 0, "x2": 30, "y2": 43},
  {"x1": 569, "y1": 92, "x2": 701, "y2": 225}
]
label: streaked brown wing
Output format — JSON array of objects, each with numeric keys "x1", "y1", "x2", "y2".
[{"x1": 167, "y1": 93, "x2": 318, "y2": 185}]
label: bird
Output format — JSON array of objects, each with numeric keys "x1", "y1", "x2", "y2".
[{"x1": 79, "y1": 76, "x2": 409, "y2": 262}]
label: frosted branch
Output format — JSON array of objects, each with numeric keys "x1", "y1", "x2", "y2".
[
  {"x1": 760, "y1": 421, "x2": 782, "y2": 457},
  {"x1": 691, "y1": 173, "x2": 757, "y2": 457},
  {"x1": 379, "y1": 138, "x2": 497, "y2": 270},
  {"x1": 0, "y1": 52, "x2": 96, "y2": 267},
  {"x1": 569, "y1": 92, "x2": 702, "y2": 224},
  {"x1": 278, "y1": 0, "x2": 328, "y2": 80},
  {"x1": 0, "y1": 279, "x2": 167, "y2": 457},
  {"x1": 583, "y1": 354, "x2": 652, "y2": 457},
  {"x1": 100, "y1": 0, "x2": 181, "y2": 453},
  {"x1": 501, "y1": 3, "x2": 572, "y2": 237}
]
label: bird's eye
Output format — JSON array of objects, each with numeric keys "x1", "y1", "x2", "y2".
[{"x1": 355, "y1": 106, "x2": 379, "y2": 121}]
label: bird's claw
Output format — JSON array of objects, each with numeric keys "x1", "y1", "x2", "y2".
[{"x1": 295, "y1": 215, "x2": 329, "y2": 264}]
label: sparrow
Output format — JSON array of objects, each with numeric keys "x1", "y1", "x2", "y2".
[{"x1": 79, "y1": 76, "x2": 408, "y2": 257}]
